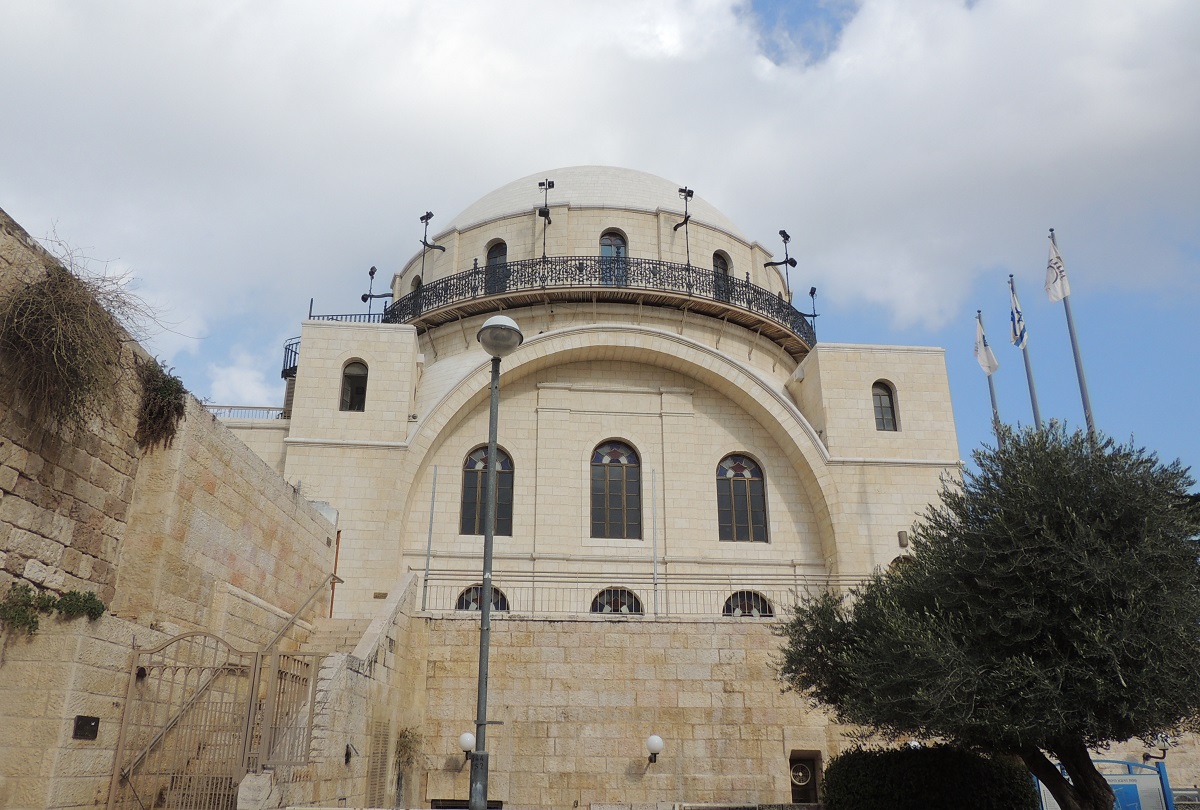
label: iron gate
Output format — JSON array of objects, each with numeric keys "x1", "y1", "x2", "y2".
[{"x1": 107, "y1": 632, "x2": 321, "y2": 810}]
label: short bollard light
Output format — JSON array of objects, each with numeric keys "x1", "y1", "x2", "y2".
[{"x1": 646, "y1": 734, "x2": 664, "y2": 764}]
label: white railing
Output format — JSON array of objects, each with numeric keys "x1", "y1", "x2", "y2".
[{"x1": 205, "y1": 405, "x2": 288, "y2": 420}]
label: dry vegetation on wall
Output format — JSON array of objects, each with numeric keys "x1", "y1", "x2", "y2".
[
  {"x1": 135, "y1": 357, "x2": 187, "y2": 449},
  {"x1": 0, "y1": 263, "x2": 126, "y2": 426}
]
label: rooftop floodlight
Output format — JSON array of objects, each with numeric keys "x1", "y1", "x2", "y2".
[
  {"x1": 646, "y1": 734, "x2": 664, "y2": 764},
  {"x1": 779, "y1": 229, "x2": 791, "y2": 243},
  {"x1": 362, "y1": 265, "x2": 391, "y2": 313},
  {"x1": 764, "y1": 229, "x2": 798, "y2": 299},
  {"x1": 420, "y1": 211, "x2": 434, "y2": 223},
  {"x1": 674, "y1": 186, "x2": 694, "y2": 265},
  {"x1": 538, "y1": 179, "x2": 555, "y2": 256},
  {"x1": 477, "y1": 314, "x2": 524, "y2": 359},
  {"x1": 678, "y1": 187, "x2": 693, "y2": 199}
]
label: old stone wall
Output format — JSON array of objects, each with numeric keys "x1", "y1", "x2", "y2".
[{"x1": 0, "y1": 208, "x2": 141, "y2": 603}]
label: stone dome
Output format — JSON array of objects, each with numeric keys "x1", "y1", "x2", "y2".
[{"x1": 443, "y1": 166, "x2": 749, "y2": 241}]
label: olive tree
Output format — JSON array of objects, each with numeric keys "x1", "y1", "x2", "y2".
[{"x1": 778, "y1": 426, "x2": 1200, "y2": 810}]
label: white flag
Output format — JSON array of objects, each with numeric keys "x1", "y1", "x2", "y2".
[
  {"x1": 1009, "y1": 284, "x2": 1027, "y2": 349},
  {"x1": 1045, "y1": 240, "x2": 1070, "y2": 302},
  {"x1": 975, "y1": 317, "x2": 999, "y2": 376}
]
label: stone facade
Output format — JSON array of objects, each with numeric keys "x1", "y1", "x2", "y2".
[{"x1": 0, "y1": 207, "x2": 338, "y2": 810}]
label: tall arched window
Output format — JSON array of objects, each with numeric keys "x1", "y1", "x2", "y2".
[
  {"x1": 590, "y1": 587, "x2": 643, "y2": 615},
  {"x1": 340, "y1": 362, "x2": 368, "y2": 412},
  {"x1": 460, "y1": 446, "x2": 514, "y2": 536},
  {"x1": 591, "y1": 441, "x2": 641, "y2": 539},
  {"x1": 455, "y1": 584, "x2": 510, "y2": 612},
  {"x1": 485, "y1": 241, "x2": 509, "y2": 295},
  {"x1": 872, "y1": 381, "x2": 898, "y2": 431},
  {"x1": 716, "y1": 454, "x2": 768, "y2": 542},
  {"x1": 722, "y1": 590, "x2": 774, "y2": 618},
  {"x1": 713, "y1": 251, "x2": 731, "y2": 301},
  {"x1": 599, "y1": 231, "x2": 627, "y2": 286}
]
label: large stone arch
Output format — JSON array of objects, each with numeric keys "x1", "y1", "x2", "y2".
[{"x1": 395, "y1": 324, "x2": 848, "y2": 574}]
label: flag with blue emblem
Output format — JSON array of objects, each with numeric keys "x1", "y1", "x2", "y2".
[
  {"x1": 1045, "y1": 240, "x2": 1070, "y2": 302},
  {"x1": 975, "y1": 316, "x2": 999, "y2": 376},
  {"x1": 1009, "y1": 281, "x2": 1027, "y2": 349}
]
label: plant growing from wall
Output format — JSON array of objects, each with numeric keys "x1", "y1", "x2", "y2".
[
  {"x1": 135, "y1": 357, "x2": 187, "y2": 449},
  {"x1": 0, "y1": 264, "x2": 125, "y2": 426},
  {"x1": 0, "y1": 584, "x2": 105, "y2": 636}
]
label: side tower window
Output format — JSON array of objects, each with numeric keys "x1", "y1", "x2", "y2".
[
  {"x1": 461, "y1": 446, "x2": 514, "y2": 536},
  {"x1": 486, "y1": 241, "x2": 507, "y2": 265},
  {"x1": 713, "y1": 252, "x2": 729, "y2": 275},
  {"x1": 872, "y1": 381, "x2": 899, "y2": 431},
  {"x1": 485, "y1": 240, "x2": 509, "y2": 295},
  {"x1": 599, "y1": 231, "x2": 628, "y2": 286},
  {"x1": 340, "y1": 361, "x2": 368, "y2": 412},
  {"x1": 716, "y1": 454, "x2": 768, "y2": 542},
  {"x1": 591, "y1": 441, "x2": 641, "y2": 539},
  {"x1": 590, "y1": 587, "x2": 643, "y2": 615}
]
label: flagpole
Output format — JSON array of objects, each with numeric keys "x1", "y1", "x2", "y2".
[
  {"x1": 1049, "y1": 229, "x2": 1095, "y2": 437},
  {"x1": 977, "y1": 310, "x2": 1001, "y2": 439},
  {"x1": 1008, "y1": 274, "x2": 1042, "y2": 430}
]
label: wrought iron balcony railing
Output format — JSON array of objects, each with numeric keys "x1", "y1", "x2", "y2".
[{"x1": 382, "y1": 255, "x2": 817, "y2": 349}]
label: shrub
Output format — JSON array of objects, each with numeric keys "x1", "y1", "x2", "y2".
[
  {"x1": 822, "y1": 745, "x2": 1038, "y2": 810},
  {"x1": 0, "y1": 584, "x2": 106, "y2": 636},
  {"x1": 135, "y1": 357, "x2": 187, "y2": 449}
]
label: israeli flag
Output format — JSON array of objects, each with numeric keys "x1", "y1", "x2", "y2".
[{"x1": 975, "y1": 317, "x2": 999, "y2": 376}]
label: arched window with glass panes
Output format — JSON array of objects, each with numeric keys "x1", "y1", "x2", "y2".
[
  {"x1": 872, "y1": 381, "x2": 899, "y2": 431},
  {"x1": 340, "y1": 361, "x2": 368, "y2": 412},
  {"x1": 590, "y1": 441, "x2": 641, "y2": 539},
  {"x1": 716, "y1": 454, "x2": 768, "y2": 542},
  {"x1": 455, "y1": 584, "x2": 510, "y2": 612},
  {"x1": 590, "y1": 587, "x2": 643, "y2": 615},
  {"x1": 722, "y1": 590, "x2": 774, "y2": 618},
  {"x1": 460, "y1": 446, "x2": 514, "y2": 536}
]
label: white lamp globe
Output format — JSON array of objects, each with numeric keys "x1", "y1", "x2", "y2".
[
  {"x1": 458, "y1": 732, "x2": 476, "y2": 753},
  {"x1": 646, "y1": 734, "x2": 664, "y2": 756},
  {"x1": 477, "y1": 315, "x2": 523, "y2": 358}
]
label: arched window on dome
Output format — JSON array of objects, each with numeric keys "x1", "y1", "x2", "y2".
[
  {"x1": 872, "y1": 381, "x2": 899, "y2": 431},
  {"x1": 599, "y1": 231, "x2": 628, "y2": 286},
  {"x1": 722, "y1": 590, "x2": 774, "y2": 618},
  {"x1": 485, "y1": 240, "x2": 509, "y2": 295},
  {"x1": 591, "y1": 441, "x2": 641, "y2": 539},
  {"x1": 460, "y1": 446, "x2": 514, "y2": 536},
  {"x1": 410, "y1": 275, "x2": 423, "y2": 316},
  {"x1": 455, "y1": 584, "x2": 510, "y2": 612},
  {"x1": 340, "y1": 361, "x2": 368, "y2": 412},
  {"x1": 713, "y1": 251, "x2": 732, "y2": 302},
  {"x1": 590, "y1": 587, "x2": 643, "y2": 615},
  {"x1": 716, "y1": 454, "x2": 768, "y2": 542}
]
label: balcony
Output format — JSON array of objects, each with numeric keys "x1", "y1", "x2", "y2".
[{"x1": 383, "y1": 255, "x2": 816, "y2": 358}]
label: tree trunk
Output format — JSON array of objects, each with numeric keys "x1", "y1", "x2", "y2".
[{"x1": 1021, "y1": 741, "x2": 1116, "y2": 810}]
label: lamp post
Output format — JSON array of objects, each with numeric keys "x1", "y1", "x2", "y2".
[{"x1": 469, "y1": 315, "x2": 523, "y2": 810}]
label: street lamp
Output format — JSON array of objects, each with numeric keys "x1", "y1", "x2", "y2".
[{"x1": 469, "y1": 314, "x2": 523, "y2": 810}]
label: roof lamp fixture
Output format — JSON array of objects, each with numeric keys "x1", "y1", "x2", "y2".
[
  {"x1": 808, "y1": 286, "x2": 819, "y2": 338},
  {"x1": 477, "y1": 315, "x2": 524, "y2": 359},
  {"x1": 361, "y1": 265, "x2": 393, "y2": 313},
  {"x1": 458, "y1": 732, "x2": 476, "y2": 762},
  {"x1": 419, "y1": 211, "x2": 446, "y2": 253},
  {"x1": 1143, "y1": 734, "x2": 1171, "y2": 763},
  {"x1": 674, "y1": 185, "x2": 693, "y2": 266},
  {"x1": 764, "y1": 229, "x2": 798, "y2": 300},
  {"x1": 538, "y1": 179, "x2": 555, "y2": 257},
  {"x1": 646, "y1": 734, "x2": 664, "y2": 764}
]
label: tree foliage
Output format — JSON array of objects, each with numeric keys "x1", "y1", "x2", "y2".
[
  {"x1": 821, "y1": 745, "x2": 1038, "y2": 810},
  {"x1": 778, "y1": 426, "x2": 1200, "y2": 810}
]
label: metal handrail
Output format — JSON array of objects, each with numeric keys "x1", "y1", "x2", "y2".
[{"x1": 381, "y1": 255, "x2": 817, "y2": 347}]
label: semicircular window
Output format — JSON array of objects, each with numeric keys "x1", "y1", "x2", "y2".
[
  {"x1": 590, "y1": 587, "x2": 643, "y2": 615},
  {"x1": 716, "y1": 454, "x2": 768, "y2": 542},
  {"x1": 722, "y1": 590, "x2": 774, "y2": 618},
  {"x1": 455, "y1": 584, "x2": 510, "y2": 612}
]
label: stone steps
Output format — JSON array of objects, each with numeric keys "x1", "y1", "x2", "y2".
[{"x1": 302, "y1": 617, "x2": 371, "y2": 653}]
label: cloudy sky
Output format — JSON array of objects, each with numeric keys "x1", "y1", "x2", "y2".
[{"x1": 2, "y1": 0, "x2": 1197, "y2": 475}]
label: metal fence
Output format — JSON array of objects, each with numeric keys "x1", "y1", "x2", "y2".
[
  {"x1": 204, "y1": 405, "x2": 288, "y2": 420},
  {"x1": 420, "y1": 568, "x2": 858, "y2": 619}
]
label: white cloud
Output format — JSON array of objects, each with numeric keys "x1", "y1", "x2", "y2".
[{"x1": 207, "y1": 351, "x2": 282, "y2": 406}]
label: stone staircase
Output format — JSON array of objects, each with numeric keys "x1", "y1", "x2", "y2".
[{"x1": 302, "y1": 617, "x2": 372, "y2": 654}]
